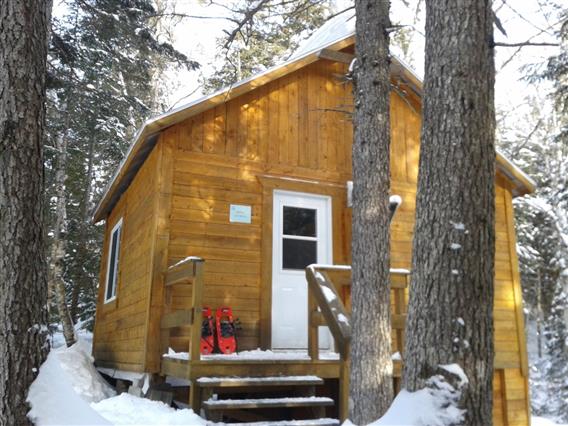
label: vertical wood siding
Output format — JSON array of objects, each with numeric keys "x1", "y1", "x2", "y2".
[{"x1": 92, "y1": 146, "x2": 161, "y2": 372}]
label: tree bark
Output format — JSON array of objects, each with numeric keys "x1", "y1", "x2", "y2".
[
  {"x1": 350, "y1": 0, "x2": 393, "y2": 423},
  {"x1": 403, "y1": 1, "x2": 496, "y2": 424},
  {"x1": 48, "y1": 130, "x2": 76, "y2": 347},
  {"x1": 0, "y1": 1, "x2": 53, "y2": 424}
]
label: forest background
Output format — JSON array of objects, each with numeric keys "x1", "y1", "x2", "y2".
[{"x1": 45, "y1": 0, "x2": 567, "y2": 422}]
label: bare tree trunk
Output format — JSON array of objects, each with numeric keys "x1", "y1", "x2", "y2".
[
  {"x1": 349, "y1": 0, "x2": 393, "y2": 423},
  {"x1": 0, "y1": 1, "x2": 53, "y2": 424},
  {"x1": 403, "y1": 1, "x2": 496, "y2": 424},
  {"x1": 48, "y1": 131, "x2": 76, "y2": 347}
]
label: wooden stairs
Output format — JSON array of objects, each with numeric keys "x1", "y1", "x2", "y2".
[
  {"x1": 194, "y1": 375, "x2": 339, "y2": 425},
  {"x1": 159, "y1": 258, "x2": 412, "y2": 423}
]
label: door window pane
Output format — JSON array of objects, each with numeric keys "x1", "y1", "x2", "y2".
[
  {"x1": 283, "y1": 207, "x2": 316, "y2": 237},
  {"x1": 282, "y1": 238, "x2": 317, "y2": 270}
]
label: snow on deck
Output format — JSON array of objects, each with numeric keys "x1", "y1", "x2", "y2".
[
  {"x1": 164, "y1": 349, "x2": 340, "y2": 361},
  {"x1": 213, "y1": 419, "x2": 339, "y2": 426},
  {"x1": 390, "y1": 268, "x2": 411, "y2": 275},
  {"x1": 197, "y1": 375, "x2": 322, "y2": 384},
  {"x1": 204, "y1": 396, "x2": 333, "y2": 406}
]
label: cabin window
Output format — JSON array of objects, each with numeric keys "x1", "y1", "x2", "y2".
[
  {"x1": 282, "y1": 206, "x2": 317, "y2": 270},
  {"x1": 104, "y1": 218, "x2": 123, "y2": 303}
]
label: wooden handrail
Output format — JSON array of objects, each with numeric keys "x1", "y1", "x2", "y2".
[
  {"x1": 305, "y1": 264, "x2": 411, "y2": 421},
  {"x1": 165, "y1": 256, "x2": 203, "y2": 286},
  {"x1": 161, "y1": 257, "x2": 205, "y2": 366},
  {"x1": 305, "y1": 266, "x2": 351, "y2": 357}
]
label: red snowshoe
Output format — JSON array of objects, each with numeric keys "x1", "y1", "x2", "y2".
[
  {"x1": 216, "y1": 306, "x2": 237, "y2": 354},
  {"x1": 200, "y1": 307, "x2": 215, "y2": 355}
]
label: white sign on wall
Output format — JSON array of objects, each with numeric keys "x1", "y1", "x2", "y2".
[{"x1": 229, "y1": 204, "x2": 252, "y2": 224}]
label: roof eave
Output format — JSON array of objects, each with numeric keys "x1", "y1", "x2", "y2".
[{"x1": 496, "y1": 151, "x2": 537, "y2": 196}]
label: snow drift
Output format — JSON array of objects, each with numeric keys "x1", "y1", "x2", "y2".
[
  {"x1": 27, "y1": 340, "x2": 205, "y2": 425},
  {"x1": 27, "y1": 341, "x2": 113, "y2": 425},
  {"x1": 344, "y1": 364, "x2": 467, "y2": 426}
]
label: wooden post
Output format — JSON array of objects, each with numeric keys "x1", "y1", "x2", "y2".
[
  {"x1": 308, "y1": 290, "x2": 319, "y2": 360},
  {"x1": 393, "y1": 278, "x2": 407, "y2": 354},
  {"x1": 189, "y1": 381, "x2": 202, "y2": 415},
  {"x1": 339, "y1": 347, "x2": 350, "y2": 422},
  {"x1": 189, "y1": 260, "x2": 205, "y2": 362},
  {"x1": 160, "y1": 270, "x2": 172, "y2": 359}
]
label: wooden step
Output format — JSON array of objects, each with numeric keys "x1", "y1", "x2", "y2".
[
  {"x1": 197, "y1": 375, "x2": 324, "y2": 388},
  {"x1": 203, "y1": 396, "x2": 334, "y2": 410},
  {"x1": 214, "y1": 418, "x2": 340, "y2": 426}
]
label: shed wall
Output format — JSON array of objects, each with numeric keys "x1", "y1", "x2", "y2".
[
  {"x1": 92, "y1": 145, "x2": 161, "y2": 372},
  {"x1": 93, "y1": 57, "x2": 530, "y2": 424}
]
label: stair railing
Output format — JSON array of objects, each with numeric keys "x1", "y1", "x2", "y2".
[
  {"x1": 305, "y1": 264, "x2": 410, "y2": 421},
  {"x1": 160, "y1": 257, "x2": 205, "y2": 365}
]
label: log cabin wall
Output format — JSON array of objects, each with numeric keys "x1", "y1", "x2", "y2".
[
  {"x1": 93, "y1": 56, "x2": 530, "y2": 425},
  {"x1": 92, "y1": 145, "x2": 162, "y2": 372}
]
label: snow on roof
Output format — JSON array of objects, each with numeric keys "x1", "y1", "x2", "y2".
[
  {"x1": 291, "y1": 10, "x2": 356, "y2": 59},
  {"x1": 291, "y1": 10, "x2": 423, "y2": 83}
]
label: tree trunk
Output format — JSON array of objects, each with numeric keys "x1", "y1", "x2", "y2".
[
  {"x1": 48, "y1": 131, "x2": 76, "y2": 347},
  {"x1": 403, "y1": 1, "x2": 496, "y2": 424},
  {"x1": 349, "y1": 0, "x2": 393, "y2": 423},
  {"x1": 0, "y1": 1, "x2": 53, "y2": 424}
]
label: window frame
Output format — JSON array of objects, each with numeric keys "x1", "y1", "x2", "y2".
[{"x1": 104, "y1": 218, "x2": 123, "y2": 304}]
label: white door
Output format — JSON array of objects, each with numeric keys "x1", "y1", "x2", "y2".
[{"x1": 271, "y1": 190, "x2": 333, "y2": 349}]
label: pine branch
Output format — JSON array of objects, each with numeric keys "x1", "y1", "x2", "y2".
[
  {"x1": 326, "y1": 5, "x2": 355, "y2": 21},
  {"x1": 498, "y1": 16, "x2": 564, "y2": 71},
  {"x1": 500, "y1": 0, "x2": 553, "y2": 36},
  {"x1": 511, "y1": 118, "x2": 543, "y2": 158},
  {"x1": 145, "y1": 12, "x2": 229, "y2": 21},
  {"x1": 494, "y1": 41, "x2": 559, "y2": 47},
  {"x1": 222, "y1": 0, "x2": 272, "y2": 50}
]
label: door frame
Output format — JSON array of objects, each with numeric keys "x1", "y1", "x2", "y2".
[
  {"x1": 271, "y1": 190, "x2": 333, "y2": 349},
  {"x1": 257, "y1": 175, "x2": 347, "y2": 349}
]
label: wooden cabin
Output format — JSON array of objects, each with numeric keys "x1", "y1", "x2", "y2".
[{"x1": 91, "y1": 21, "x2": 535, "y2": 426}]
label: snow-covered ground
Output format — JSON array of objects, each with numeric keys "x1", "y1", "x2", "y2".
[
  {"x1": 533, "y1": 417, "x2": 568, "y2": 426},
  {"x1": 27, "y1": 340, "x2": 204, "y2": 426},
  {"x1": 27, "y1": 335, "x2": 566, "y2": 426}
]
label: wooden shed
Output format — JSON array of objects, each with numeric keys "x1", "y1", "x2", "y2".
[{"x1": 92, "y1": 19, "x2": 535, "y2": 426}]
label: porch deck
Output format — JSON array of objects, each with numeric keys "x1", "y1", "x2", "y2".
[
  {"x1": 159, "y1": 258, "x2": 408, "y2": 423},
  {"x1": 161, "y1": 350, "x2": 402, "y2": 381}
]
